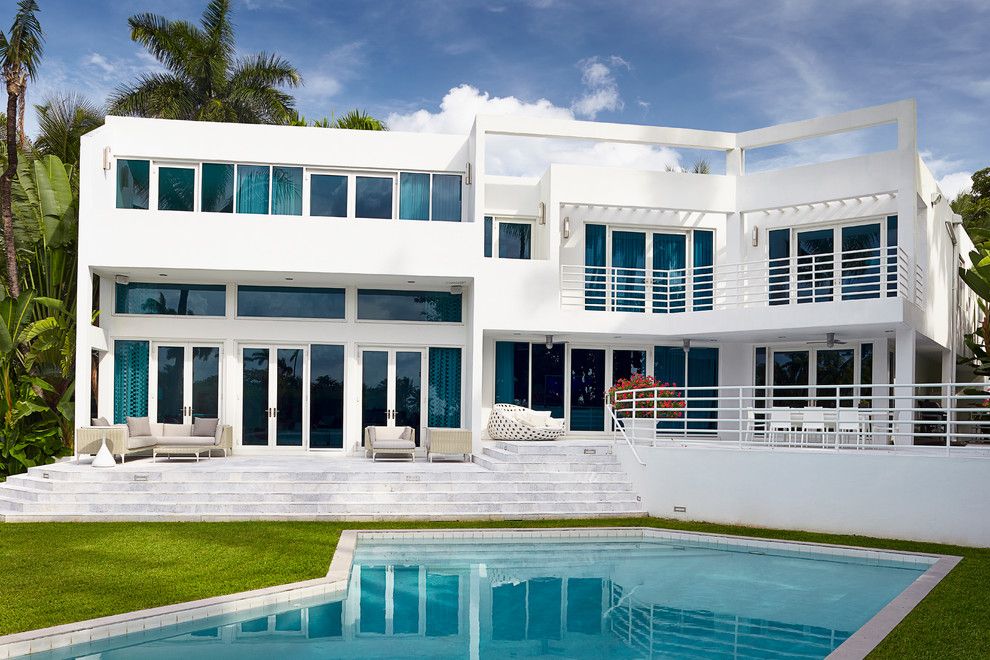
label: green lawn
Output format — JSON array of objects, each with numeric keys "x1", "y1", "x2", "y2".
[{"x1": 1, "y1": 518, "x2": 986, "y2": 658}]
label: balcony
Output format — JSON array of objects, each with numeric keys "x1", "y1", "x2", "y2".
[{"x1": 561, "y1": 246, "x2": 922, "y2": 313}]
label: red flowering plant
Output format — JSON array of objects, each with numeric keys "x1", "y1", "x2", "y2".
[{"x1": 606, "y1": 374, "x2": 685, "y2": 419}]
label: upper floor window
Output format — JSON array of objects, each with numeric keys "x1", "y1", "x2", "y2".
[
  {"x1": 115, "y1": 282, "x2": 226, "y2": 316},
  {"x1": 116, "y1": 159, "x2": 150, "y2": 209},
  {"x1": 357, "y1": 289, "x2": 462, "y2": 322},
  {"x1": 236, "y1": 285, "x2": 345, "y2": 319},
  {"x1": 484, "y1": 216, "x2": 532, "y2": 259},
  {"x1": 356, "y1": 175, "x2": 394, "y2": 219},
  {"x1": 310, "y1": 174, "x2": 348, "y2": 217},
  {"x1": 202, "y1": 163, "x2": 234, "y2": 213},
  {"x1": 157, "y1": 165, "x2": 195, "y2": 212}
]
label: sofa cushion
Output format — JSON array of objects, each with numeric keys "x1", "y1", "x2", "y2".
[
  {"x1": 192, "y1": 417, "x2": 219, "y2": 437},
  {"x1": 126, "y1": 416, "x2": 151, "y2": 437},
  {"x1": 163, "y1": 423, "x2": 192, "y2": 437},
  {"x1": 154, "y1": 436, "x2": 216, "y2": 447},
  {"x1": 149, "y1": 422, "x2": 165, "y2": 436},
  {"x1": 373, "y1": 439, "x2": 416, "y2": 450},
  {"x1": 92, "y1": 416, "x2": 110, "y2": 427},
  {"x1": 372, "y1": 426, "x2": 409, "y2": 441},
  {"x1": 127, "y1": 435, "x2": 156, "y2": 450}
]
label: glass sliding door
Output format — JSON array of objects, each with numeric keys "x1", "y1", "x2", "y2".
[
  {"x1": 841, "y1": 223, "x2": 882, "y2": 300},
  {"x1": 611, "y1": 231, "x2": 646, "y2": 312},
  {"x1": 531, "y1": 343, "x2": 565, "y2": 419},
  {"x1": 652, "y1": 233, "x2": 686, "y2": 313},
  {"x1": 796, "y1": 229, "x2": 834, "y2": 303},
  {"x1": 275, "y1": 348, "x2": 304, "y2": 446},
  {"x1": 772, "y1": 350, "x2": 810, "y2": 407},
  {"x1": 768, "y1": 228, "x2": 791, "y2": 305},
  {"x1": 494, "y1": 342, "x2": 530, "y2": 406},
  {"x1": 815, "y1": 348, "x2": 855, "y2": 407},
  {"x1": 612, "y1": 349, "x2": 647, "y2": 382},
  {"x1": 584, "y1": 224, "x2": 607, "y2": 311},
  {"x1": 310, "y1": 345, "x2": 344, "y2": 449},
  {"x1": 360, "y1": 348, "x2": 426, "y2": 447},
  {"x1": 153, "y1": 343, "x2": 221, "y2": 424},
  {"x1": 242, "y1": 347, "x2": 270, "y2": 446},
  {"x1": 570, "y1": 348, "x2": 605, "y2": 431}
]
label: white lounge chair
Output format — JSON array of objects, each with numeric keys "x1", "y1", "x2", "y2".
[
  {"x1": 487, "y1": 404, "x2": 565, "y2": 441},
  {"x1": 365, "y1": 426, "x2": 416, "y2": 461}
]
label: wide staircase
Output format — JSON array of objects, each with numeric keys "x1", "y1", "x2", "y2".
[{"x1": 0, "y1": 441, "x2": 645, "y2": 522}]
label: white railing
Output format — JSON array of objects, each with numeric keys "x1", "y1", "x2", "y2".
[
  {"x1": 608, "y1": 402, "x2": 645, "y2": 465},
  {"x1": 606, "y1": 382, "x2": 990, "y2": 452},
  {"x1": 561, "y1": 246, "x2": 920, "y2": 313}
]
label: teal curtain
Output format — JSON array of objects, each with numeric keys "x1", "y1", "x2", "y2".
[
  {"x1": 692, "y1": 230, "x2": 714, "y2": 311},
  {"x1": 769, "y1": 228, "x2": 790, "y2": 305},
  {"x1": 654, "y1": 345, "x2": 685, "y2": 431},
  {"x1": 585, "y1": 224, "x2": 606, "y2": 310},
  {"x1": 886, "y1": 215, "x2": 898, "y2": 296},
  {"x1": 201, "y1": 163, "x2": 234, "y2": 213},
  {"x1": 495, "y1": 341, "x2": 528, "y2": 406},
  {"x1": 399, "y1": 172, "x2": 430, "y2": 220},
  {"x1": 687, "y1": 347, "x2": 719, "y2": 431},
  {"x1": 115, "y1": 159, "x2": 149, "y2": 209},
  {"x1": 428, "y1": 347, "x2": 462, "y2": 428},
  {"x1": 484, "y1": 216, "x2": 493, "y2": 257},
  {"x1": 272, "y1": 166, "x2": 302, "y2": 215},
  {"x1": 236, "y1": 164, "x2": 270, "y2": 214},
  {"x1": 114, "y1": 340, "x2": 149, "y2": 423},
  {"x1": 652, "y1": 233, "x2": 686, "y2": 313},
  {"x1": 612, "y1": 231, "x2": 646, "y2": 312},
  {"x1": 431, "y1": 174, "x2": 462, "y2": 221},
  {"x1": 158, "y1": 167, "x2": 194, "y2": 211}
]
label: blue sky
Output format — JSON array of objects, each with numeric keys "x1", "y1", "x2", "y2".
[{"x1": 27, "y1": 0, "x2": 990, "y2": 194}]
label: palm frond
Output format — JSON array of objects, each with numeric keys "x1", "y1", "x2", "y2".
[
  {"x1": 108, "y1": 73, "x2": 197, "y2": 120},
  {"x1": 334, "y1": 109, "x2": 388, "y2": 131},
  {"x1": 230, "y1": 52, "x2": 301, "y2": 90},
  {"x1": 33, "y1": 93, "x2": 104, "y2": 167},
  {"x1": 127, "y1": 13, "x2": 201, "y2": 77},
  {"x1": 201, "y1": 0, "x2": 234, "y2": 63},
  {"x1": 2, "y1": 0, "x2": 44, "y2": 80}
]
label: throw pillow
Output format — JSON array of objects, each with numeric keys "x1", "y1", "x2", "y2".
[
  {"x1": 192, "y1": 417, "x2": 220, "y2": 437},
  {"x1": 92, "y1": 417, "x2": 110, "y2": 427},
  {"x1": 126, "y1": 416, "x2": 152, "y2": 437}
]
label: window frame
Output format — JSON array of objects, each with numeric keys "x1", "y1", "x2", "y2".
[
  {"x1": 354, "y1": 172, "x2": 397, "y2": 220},
  {"x1": 115, "y1": 158, "x2": 152, "y2": 210},
  {"x1": 305, "y1": 170, "x2": 350, "y2": 219},
  {"x1": 233, "y1": 284, "x2": 347, "y2": 321},
  {"x1": 355, "y1": 288, "x2": 464, "y2": 324},
  {"x1": 485, "y1": 215, "x2": 537, "y2": 260},
  {"x1": 113, "y1": 281, "x2": 229, "y2": 318},
  {"x1": 153, "y1": 160, "x2": 199, "y2": 213}
]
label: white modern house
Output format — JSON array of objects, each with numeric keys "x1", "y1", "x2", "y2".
[{"x1": 72, "y1": 99, "x2": 975, "y2": 456}]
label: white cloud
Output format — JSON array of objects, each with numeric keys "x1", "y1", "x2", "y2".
[
  {"x1": 387, "y1": 84, "x2": 681, "y2": 177},
  {"x1": 938, "y1": 171, "x2": 973, "y2": 199},
  {"x1": 83, "y1": 53, "x2": 114, "y2": 74},
  {"x1": 572, "y1": 56, "x2": 625, "y2": 119}
]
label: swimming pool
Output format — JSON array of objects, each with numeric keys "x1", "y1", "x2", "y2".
[{"x1": 23, "y1": 529, "x2": 943, "y2": 659}]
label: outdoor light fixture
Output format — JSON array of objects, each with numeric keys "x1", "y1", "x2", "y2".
[
  {"x1": 114, "y1": 274, "x2": 129, "y2": 285},
  {"x1": 538, "y1": 201, "x2": 546, "y2": 225},
  {"x1": 751, "y1": 226, "x2": 759, "y2": 247},
  {"x1": 682, "y1": 339, "x2": 691, "y2": 353},
  {"x1": 450, "y1": 284, "x2": 464, "y2": 295},
  {"x1": 545, "y1": 334, "x2": 554, "y2": 349},
  {"x1": 464, "y1": 162, "x2": 472, "y2": 185},
  {"x1": 102, "y1": 146, "x2": 112, "y2": 171},
  {"x1": 931, "y1": 191, "x2": 944, "y2": 206},
  {"x1": 562, "y1": 216, "x2": 571, "y2": 239}
]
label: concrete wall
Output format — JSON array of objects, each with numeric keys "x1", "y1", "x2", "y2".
[{"x1": 616, "y1": 443, "x2": 990, "y2": 546}]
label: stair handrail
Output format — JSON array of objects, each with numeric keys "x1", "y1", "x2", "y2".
[{"x1": 607, "y1": 403, "x2": 646, "y2": 466}]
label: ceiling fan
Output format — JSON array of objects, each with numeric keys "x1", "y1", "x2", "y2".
[{"x1": 807, "y1": 332, "x2": 847, "y2": 348}]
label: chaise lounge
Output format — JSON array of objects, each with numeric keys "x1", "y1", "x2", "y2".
[
  {"x1": 487, "y1": 403, "x2": 566, "y2": 441},
  {"x1": 77, "y1": 417, "x2": 233, "y2": 463}
]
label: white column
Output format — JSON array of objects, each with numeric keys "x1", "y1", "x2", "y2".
[
  {"x1": 893, "y1": 327, "x2": 917, "y2": 445},
  {"x1": 467, "y1": 285, "x2": 485, "y2": 454},
  {"x1": 74, "y1": 267, "x2": 93, "y2": 450}
]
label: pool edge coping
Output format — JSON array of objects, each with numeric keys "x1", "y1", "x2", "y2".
[{"x1": 0, "y1": 526, "x2": 959, "y2": 659}]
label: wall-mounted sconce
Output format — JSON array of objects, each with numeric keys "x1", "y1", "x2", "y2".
[
  {"x1": 464, "y1": 162, "x2": 472, "y2": 186},
  {"x1": 449, "y1": 284, "x2": 464, "y2": 295},
  {"x1": 114, "y1": 274, "x2": 129, "y2": 285},
  {"x1": 538, "y1": 201, "x2": 546, "y2": 225},
  {"x1": 102, "y1": 146, "x2": 112, "y2": 171},
  {"x1": 562, "y1": 216, "x2": 571, "y2": 239},
  {"x1": 931, "y1": 191, "x2": 944, "y2": 206},
  {"x1": 751, "y1": 226, "x2": 759, "y2": 247},
  {"x1": 682, "y1": 339, "x2": 691, "y2": 353},
  {"x1": 545, "y1": 334, "x2": 554, "y2": 349}
]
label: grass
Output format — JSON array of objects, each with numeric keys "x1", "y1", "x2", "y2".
[{"x1": 0, "y1": 518, "x2": 986, "y2": 658}]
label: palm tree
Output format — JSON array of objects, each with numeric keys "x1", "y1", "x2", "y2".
[
  {"x1": 34, "y1": 93, "x2": 104, "y2": 169},
  {"x1": 108, "y1": 0, "x2": 301, "y2": 124},
  {"x1": 0, "y1": 0, "x2": 44, "y2": 298},
  {"x1": 332, "y1": 109, "x2": 387, "y2": 131},
  {"x1": 691, "y1": 159, "x2": 711, "y2": 174}
]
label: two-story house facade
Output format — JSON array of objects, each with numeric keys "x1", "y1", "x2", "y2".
[{"x1": 74, "y1": 99, "x2": 975, "y2": 457}]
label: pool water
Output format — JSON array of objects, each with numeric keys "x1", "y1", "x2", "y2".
[{"x1": 33, "y1": 535, "x2": 929, "y2": 659}]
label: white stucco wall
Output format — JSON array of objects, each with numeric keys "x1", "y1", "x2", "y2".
[{"x1": 616, "y1": 444, "x2": 990, "y2": 546}]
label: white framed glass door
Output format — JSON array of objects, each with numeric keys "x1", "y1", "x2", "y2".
[
  {"x1": 360, "y1": 347, "x2": 426, "y2": 446},
  {"x1": 240, "y1": 345, "x2": 306, "y2": 447},
  {"x1": 150, "y1": 342, "x2": 222, "y2": 424}
]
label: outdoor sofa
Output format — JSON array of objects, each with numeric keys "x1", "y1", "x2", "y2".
[
  {"x1": 77, "y1": 416, "x2": 233, "y2": 463},
  {"x1": 364, "y1": 425, "x2": 416, "y2": 461},
  {"x1": 487, "y1": 403, "x2": 566, "y2": 441}
]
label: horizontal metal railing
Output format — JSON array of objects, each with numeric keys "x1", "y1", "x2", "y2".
[
  {"x1": 606, "y1": 382, "x2": 990, "y2": 452},
  {"x1": 561, "y1": 246, "x2": 920, "y2": 313}
]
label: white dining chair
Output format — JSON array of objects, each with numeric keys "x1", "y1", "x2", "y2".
[
  {"x1": 802, "y1": 407, "x2": 826, "y2": 446},
  {"x1": 836, "y1": 407, "x2": 863, "y2": 447},
  {"x1": 767, "y1": 408, "x2": 792, "y2": 446}
]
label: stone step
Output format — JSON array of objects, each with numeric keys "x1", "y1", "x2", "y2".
[
  {"x1": 493, "y1": 441, "x2": 615, "y2": 456},
  {"x1": 481, "y1": 446, "x2": 618, "y2": 464},
  {"x1": 0, "y1": 488, "x2": 638, "y2": 505},
  {"x1": 471, "y1": 454, "x2": 623, "y2": 473}
]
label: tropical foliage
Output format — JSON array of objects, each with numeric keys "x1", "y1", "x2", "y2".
[
  {"x1": 953, "y1": 167, "x2": 990, "y2": 238},
  {"x1": 291, "y1": 109, "x2": 388, "y2": 131},
  {"x1": 108, "y1": 0, "x2": 301, "y2": 124}
]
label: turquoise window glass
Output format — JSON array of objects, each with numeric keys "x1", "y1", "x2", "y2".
[
  {"x1": 237, "y1": 286, "x2": 344, "y2": 319},
  {"x1": 612, "y1": 230, "x2": 646, "y2": 312},
  {"x1": 157, "y1": 167, "x2": 194, "y2": 211},
  {"x1": 113, "y1": 340, "x2": 149, "y2": 423},
  {"x1": 115, "y1": 282, "x2": 226, "y2": 316},
  {"x1": 399, "y1": 172, "x2": 430, "y2": 220},
  {"x1": 393, "y1": 566, "x2": 420, "y2": 634},
  {"x1": 492, "y1": 582, "x2": 526, "y2": 640},
  {"x1": 769, "y1": 228, "x2": 791, "y2": 305},
  {"x1": 359, "y1": 566, "x2": 387, "y2": 634},
  {"x1": 272, "y1": 166, "x2": 302, "y2": 215},
  {"x1": 585, "y1": 223, "x2": 606, "y2": 310},
  {"x1": 687, "y1": 347, "x2": 719, "y2": 430},
  {"x1": 428, "y1": 347, "x2": 461, "y2": 428},
  {"x1": 887, "y1": 215, "x2": 898, "y2": 296},
  {"x1": 307, "y1": 602, "x2": 342, "y2": 638},
  {"x1": 431, "y1": 174, "x2": 462, "y2": 221},
  {"x1": 355, "y1": 176, "x2": 392, "y2": 219},
  {"x1": 692, "y1": 229, "x2": 714, "y2": 311},
  {"x1": 425, "y1": 573, "x2": 459, "y2": 636},
  {"x1": 310, "y1": 344, "x2": 344, "y2": 449},
  {"x1": 796, "y1": 228, "x2": 834, "y2": 303},
  {"x1": 499, "y1": 223, "x2": 531, "y2": 259},
  {"x1": 567, "y1": 578, "x2": 603, "y2": 634},
  {"x1": 357, "y1": 289, "x2": 462, "y2": 322},
  {"x1": 495, "y1": 341, "x2": 528, "y2": 406},
  {"x1": 653, "y1": 233, "x2": 686, "y2": 313},
  {"x1": 655, "y1": 345, "x2": 686, "y2": 431},
  {"x1": 310, "y1": 174, "x2": 347, "y2": 217},
  {"x1": 201, "y1": 163, "x2": 234, "y2": 213},
  {"x1": 570, "y1": 348, "x2": 605, "y2": 431},
  {"x1": 241, "y1": 347, "x2": 269, "y2": 446},
  {"x1": 531, "y1": 343, "x2": 564, "y2": 419},
  {"x1": 236, "y1": 164, "x2": 270, "y2": 214},
  {"x1": 528, "y1": 578, "x2": 562, "y2": 640},
  {"x1": 116, "y1": 159, "x2": 149, "y2": 209},
  {"x1": 484, "y1": 216, "x2": 493, "y2": 257},
  {"x1": 841, "y1": 223, "x2": 882, "y2": 300}
]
